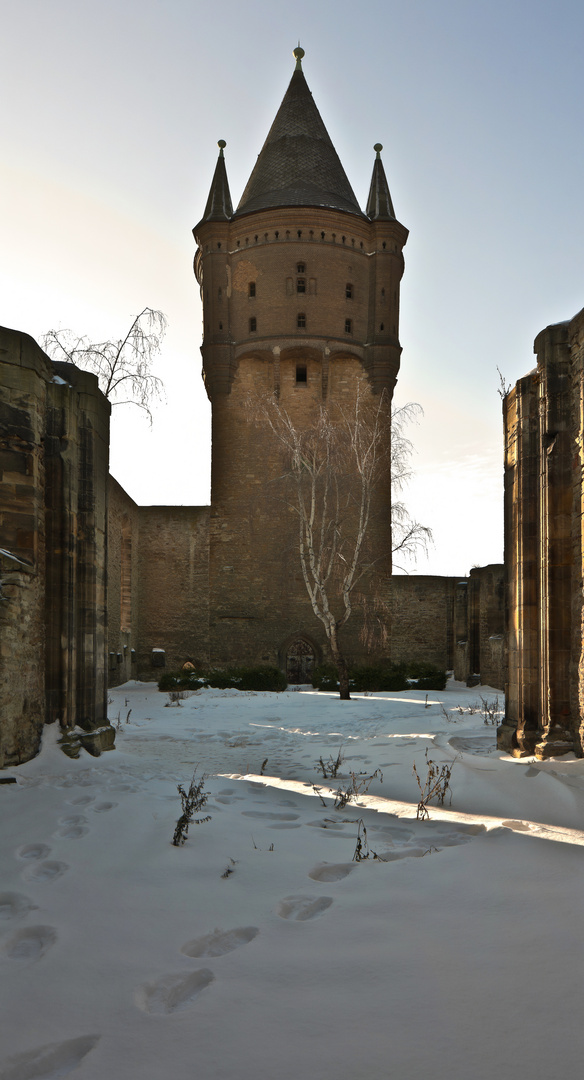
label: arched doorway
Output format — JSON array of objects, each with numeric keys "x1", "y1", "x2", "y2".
[{"x1": 285, "y1": 637, "x2": 316, "y2": 684}]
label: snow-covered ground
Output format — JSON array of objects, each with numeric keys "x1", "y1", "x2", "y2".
[{"x1": 2, "y1": 680, "x2": 584, "y2": 1080}]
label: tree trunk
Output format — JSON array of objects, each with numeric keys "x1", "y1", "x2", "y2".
[{"x1": 332, "y1": 648, "x2": 351, "y2": 700}]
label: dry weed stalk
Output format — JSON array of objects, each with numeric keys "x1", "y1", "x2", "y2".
[{"x1": 412, "y1": 749, "x2": 453, "y2": 820}]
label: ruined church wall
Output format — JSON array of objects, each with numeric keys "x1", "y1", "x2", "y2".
[
  {"x1": 390, "y1": 569, "x2": 504, "y2": 687},
  {"x1": 570, "y1": 309, "x2": 584, "y2": 752},
  {"x1": 0, "y1": 327, "x2": 50, "y2": 766},
  {"x1": 0, "y1": 330, "x2": 110, "y2": 766},
  {"x1": 136, "y1": 505, "x2": 210, "y2": 678},
  {"x1": 44, "y1": 362, "x2": 110, "y2": 731},
  {"x1": 389, "y1": 576, "x2": 457, "y2": 670},
  {"x1": 500, "y1": 307, "x2": 584, "y2": 758},
  {"x1": 107, "y1": 477, "x2": 141, "y2": 688}
]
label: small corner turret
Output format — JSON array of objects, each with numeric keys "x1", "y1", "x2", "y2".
[{"x1": 366, "y1": 144, "x2": 396, "y2": 221}]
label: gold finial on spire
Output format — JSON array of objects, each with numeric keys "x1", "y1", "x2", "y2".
[
  {"x1": 374, "y1": 143, "x2": 383, "y2": 157},
  {"x1": 218, "y1": 139, "x2": 226, "y2": 156},
  {"x1": 293, "y1": 44, "x2": 305, "y2": 70}
]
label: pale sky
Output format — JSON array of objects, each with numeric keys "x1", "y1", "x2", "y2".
[{"x1": 3, "y1": 0, "x2": 584, "y2": 575}]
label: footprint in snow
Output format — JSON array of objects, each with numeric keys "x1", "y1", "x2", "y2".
[
  {"x1": 24, "y1": 861, "x2": 69, "y2": 883},
  {"x1": 276, "y1": 896, "x2": 334, "y2": 921},
  {"x1": 55, "y1": 822, "x2": 89, "y2": 840},
  {"x1": 67, "y1": 795, "x2": 94, "y2": 806},
  {"x1": 137, "y1": 969, "x2": 214, "y2": 1014},
  {"x1": 0, "y1": 1034, "x2": 100, "y2": 1080},
  {"x1": 308, "y1": 863, "x2": 355, "y2": 882},
  {"x1": 3, "y1": 926, "x2": 57, "y2": 962},
  {"x1": 181, "y1": 926, "x2": 259, "y2": 958},
  {"x1": 92, "y1": 801, "x2": 117, "y2": 813},
  {"x1": 305, "y1": 819, "x2": 345, "y2": 830},
  {"x1": 16, "y1": 844, "x2": 51, "y2": 861},
  {"x1": 0, "y1": 892, "x2": 38, "y2": 921}
]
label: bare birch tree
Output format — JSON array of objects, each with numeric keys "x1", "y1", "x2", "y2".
[
  {"x1": 390, "y1": 402, "x2": 432, "y2": 571},
  {"x1": 42, "y1": 307, "x2": 166, "y2": 423},
  {"x1": 257, "y1": 388, "x2": 430, "y2": 700}
]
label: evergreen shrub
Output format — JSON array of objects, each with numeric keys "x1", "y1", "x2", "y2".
[
  {"x1": 311, "y1": 660, "x2": 446, "y2": 692},
  {"x1": 158, "y1": 665, "x2": 286, "y2": 693}
]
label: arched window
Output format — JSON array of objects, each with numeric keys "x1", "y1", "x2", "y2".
[
  {"x1": 249, "y1": 317, "x2": 257, "y2": 332},
  {"x1": 297, "y1": 263, "x2": 305, "y2": 274},
  {"x1": 297, "y1": 313, "x2": 306, "y2": 329}
]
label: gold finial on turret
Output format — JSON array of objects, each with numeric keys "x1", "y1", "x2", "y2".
[{"x1": 293, "y1": 44, "x2": 305, "y2": 70}]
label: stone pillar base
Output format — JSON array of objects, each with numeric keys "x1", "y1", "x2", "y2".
[
  {"x1": 497, "y1": 721, "x2": 539, "y2": 757},
  {"x1": 533, "y1": 726, "x2": 578, "y2": 760}
]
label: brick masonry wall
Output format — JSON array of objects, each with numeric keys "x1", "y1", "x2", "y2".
[
  {"x1": 389, "y1": 576, "x2": 457, "y2": 669},
  {"x1": 136, "y1": 506, "x2": 210, "y2": 678}
]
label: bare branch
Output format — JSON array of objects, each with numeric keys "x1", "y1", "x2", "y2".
[{"x1": 42, "y1": 308, "x2": 167, "y2": 424}]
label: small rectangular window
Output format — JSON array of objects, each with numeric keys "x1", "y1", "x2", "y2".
[
  {"x1": 346, "y1": 283, "x2": 353, "y2": 299},
  {"x1": 249, "y1": 317, "x2": 257, "y2": 332},
  {"x1": 297, "y1": 313, "x2": 306, "y2": 329},
  {"x1": 345, "y1": 319, "x2": 352, "y2": 334},
  {"x1": 249, "y1": 282, "x2": 256, "y2": 297},
  {"x1": 297, "y1": 277, "x2": 306, "y2": 294},
  {"x1": 296, "y1": 364, "x2": 307, "y2": 384}
]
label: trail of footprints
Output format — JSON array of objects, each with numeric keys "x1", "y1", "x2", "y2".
[
  {"x1": 135, "y1": 790, "x2": 485, "y2": 1018},
  {"x1": 1, "y1": 777, "x2": 488, "y2": 1080},
  {"x1": 1, "y1": 790, "x2": 120, "y2": 971}
]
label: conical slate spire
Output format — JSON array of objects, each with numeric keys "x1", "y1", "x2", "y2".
[
  {"x1": 366, "y1": 144, "x2": 395, "y2": 221},
  {"x1": 235, "y1": 48, "x2": 364, "y2": 219},
  {"x1": 201, "y1": 140, "x2": 233, "y2": 222}
]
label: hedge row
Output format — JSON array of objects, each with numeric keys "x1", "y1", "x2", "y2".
[
  {"x1": 158, "y1": 660, "x2": 447, "y2": 695},
  {"x1": 158, "y1": 665, "x2": 287, "y2": 693},
  {"x1": 311, "y1": 661, "x2": 447, "y2": 693}
]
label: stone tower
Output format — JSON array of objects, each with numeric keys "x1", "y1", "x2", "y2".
[{"x1": 193, "y1": 48, "x2": 408, "y2": 677}]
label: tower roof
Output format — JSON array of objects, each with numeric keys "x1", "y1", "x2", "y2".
[
  {"x1": 201, "y1": 140, "x2": 233, "y2": 222},
  {"x1": 366, "y1": 144, "x2": 396, "y2": 221},
  {"x1": 235, "y1": 48, "x2": 364, "y2": 219}
]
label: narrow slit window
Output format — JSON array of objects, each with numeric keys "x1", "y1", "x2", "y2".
[
  {"x1": 346, "y1": 283, "x2": 353, "y2": 299},
  {"x1": 296, "y1": 364, "x2": 307, "y2": 384},
  {"x1": 249, "y1": 317, "x2": 257, "y2": 332},
  {"x1": 297, "y1": 313, "x2": 306, "y2": 329},
  {"x1": 345, "y1": 318, "x2": 352, "y2": 334},
  {"x1": 248, "y1": 281, "x2": 256, "y2": 297}
]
